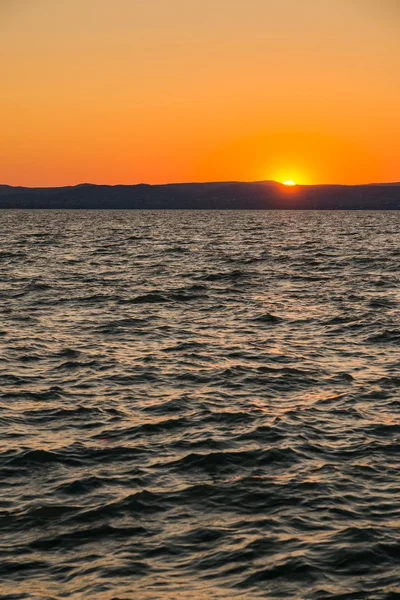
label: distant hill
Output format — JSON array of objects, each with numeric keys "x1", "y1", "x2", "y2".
[{"x1": 0, "y1": 181, "x2": 399, "y2": 209}]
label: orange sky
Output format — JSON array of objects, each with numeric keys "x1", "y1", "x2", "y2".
[{"x1": 1, "y1": 0, "x2": 399, "y2": 186}]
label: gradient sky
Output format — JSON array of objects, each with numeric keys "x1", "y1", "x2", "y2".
[{"x1": 1, "y1": 0, "x2": 399, "y2": 186}]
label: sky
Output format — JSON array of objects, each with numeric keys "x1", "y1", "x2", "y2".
[{"x1": 1, "y1": 0, "x2": 399, "y2": 186}]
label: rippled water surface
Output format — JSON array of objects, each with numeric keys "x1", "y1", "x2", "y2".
[{"x1": 1, "y1": 210, "x2": 400, "y2": 600}]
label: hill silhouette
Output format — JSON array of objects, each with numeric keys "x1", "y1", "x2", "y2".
[{"x1": 0, "y1": 181, "x2": 399, "y2": 209}]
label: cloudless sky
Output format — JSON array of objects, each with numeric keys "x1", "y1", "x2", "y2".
[{"x1": 1, "y1": 0, "x2": 399, "y2": 186}]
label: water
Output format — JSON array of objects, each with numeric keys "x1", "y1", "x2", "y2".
[{"x1": 1, "y1": 210, "x2": 399, "y2": 600}]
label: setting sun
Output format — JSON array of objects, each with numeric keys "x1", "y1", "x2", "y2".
[{"x1": 283, "y1": 180, "x2": 297, "y2": 186}]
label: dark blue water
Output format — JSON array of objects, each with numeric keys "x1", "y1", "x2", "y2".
[{"x1": 1, "y1": 210, "x2": 400, "y2": 600}]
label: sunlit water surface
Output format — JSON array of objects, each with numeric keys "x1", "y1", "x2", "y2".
[{"x1": 1, "y1": 210, "x2": 400, "y2": 600}]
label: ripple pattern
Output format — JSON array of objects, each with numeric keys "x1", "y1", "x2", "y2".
[{"x1": 1, "y1": 210, "x2": 400, "y2": 600}]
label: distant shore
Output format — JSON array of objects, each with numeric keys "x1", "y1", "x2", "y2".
[{"x1": 1, "y1": 181, "x2": 399, "y2": 210}]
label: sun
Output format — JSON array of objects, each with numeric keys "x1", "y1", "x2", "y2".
[{"x1": 283, "y1": 180, "x2": 297, "y2": 186}]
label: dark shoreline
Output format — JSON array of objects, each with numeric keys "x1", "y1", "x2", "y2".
[{"x1": 1, "y1": 181, "x2": 400, "y2": 210}]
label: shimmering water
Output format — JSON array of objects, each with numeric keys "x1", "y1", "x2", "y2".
[{"x1": 1, "y1": 210, "x2": 400, "y2": 600}]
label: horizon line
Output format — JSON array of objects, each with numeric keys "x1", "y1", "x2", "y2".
[{"x1": 2, "y1": 180, "x2": 400, "y2": 190}]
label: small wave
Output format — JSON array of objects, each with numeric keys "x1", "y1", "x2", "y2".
[
  {"x1": 55, "y1": 348, "x2": 81, "y2": 359},
  {"x1": 129, "y1": 293, "x2": 169, "y2": 304},
  {"x1": 251, "y1": 313, "x2": 282, "y2": 323},
  {"x1": 366, "y1": 330, "x2": 400, "y2": 344},
  {"x1": 7, "y1": 449, "x2": 82, "y2": 468},
  {"x1": 198, "y1": 269, "x2": 251, "y2": 282}
]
